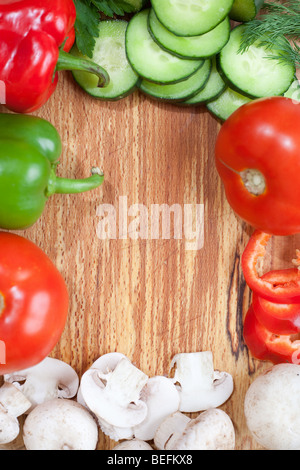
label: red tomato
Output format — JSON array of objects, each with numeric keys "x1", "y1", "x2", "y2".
[
  {"x1": 243, "y1": 305, "x2": 300, "y2": 365},
  {"x1": 0, "y1": 232, "x2": 69, "y2": 374},
  {"x1": 215, "y1": 97, "x2": 300, "y2": 236}
]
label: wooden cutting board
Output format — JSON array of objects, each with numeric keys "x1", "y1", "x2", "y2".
[{"x1": 3, "y1": 70, "x2": 292, "y2": 451}]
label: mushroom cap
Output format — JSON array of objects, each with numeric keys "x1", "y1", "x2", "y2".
[
  {"x1": 173, "y1": 408, "x2": 235, "y2": 450},
  {"x1": 133, "y1": 376, "x2": 180, "y2": 441},
  {"x1": 244, "y1": 363, "x2": 300, "y2": 450},
  {"x1": 80, "y1": 357, "x2": 148, "y2": 427},
  {"x1": 76, "y1": 352, "x2": 127, "y2": 410},
  {"x1": 0, "y1": 382, "x2": 32, "y2": 418},
  {"x1": 0, "y1": 383, "x2": 31, "y2": 445},
  {"x1": 23, "y1": 399, "x2": 98, "y2": 450},
  {"x1": 113, "y1": 439, "x2": 153, "y2": 450},
  {"x1": 4, "y1": 357, "x2": 79, "y2": 411},
  {"x1": 98, "y1": 416, "x2": 134, "y2": 441},
  {"x1": 0, "y1": 412, "x2": 20, "y2": 445},
  {"x1": 90, "y1": 352, "x2": 128, "y2": 371},
  {"x1": 0, "y1": 415, "x2": 26, "y2": 450},
  {"x1": 154, "y1": 411, "x2": 191, "y2": 450}
]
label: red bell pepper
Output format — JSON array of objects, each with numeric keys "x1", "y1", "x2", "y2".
[
  {"x1": 252, "y1": 270, "x2": 300, "y2": 335},
  {"x1": 241, "y1": 230, "x2": 300, "y2": 304},
  {"x1": 243, "y1": 305, "x2": 300, "y2": 365},
  {"x1": 0, "y1": 0, "x2": 109, "y2": 113},
  {"x1": 242, "y1": 230, "x2": 300, "y2": 364}
]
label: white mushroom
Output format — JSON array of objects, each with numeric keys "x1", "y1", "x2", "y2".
[
  {"x1": 89, "y1": 352, "x2": 128, "y2": 370},
  {"x1": 77, "y1": 353, "x2": 136, "y2": 441},
  {"x1": 96, "y1": 375, "x2": 180, "y2": 442},
  {"x1": 133, "y1": 376, "x2": 180, "y2": 441},
  {"x1": 170, "y1": 352, "x2": 234, "y2": 412},
  {"x1": 0, "y1": 383, "x2": 31, "y2": 444},
  {"x1": 113, "y1": 439, "x2": 153, "y2": 450},
  {"x1": 97, "y1": 416, "x2": 134, "y2": 442},
  {"x1": 4, "y1": 357, "x2": 79, "y2": 413},
  {"x1": 244, "y1": 363, "x2": 300, "y2": 450},
  {"x1": 77, "y1": 352, "x2": 127, "y2": 408},
  {"x1": 154, "y1": 409, "x2": 235, "y2": 450},
  {"x1": 154, "y1": 411, "x2": 191, "y2": 450},
  {"x1": 23, "y1": 399, "x2": 98, "y2": 450},
  {"x1": 79, "y1": 355, "x2": 148, "y2": 428}
]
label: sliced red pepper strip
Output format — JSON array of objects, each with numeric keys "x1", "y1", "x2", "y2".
[
  {"x1": 241, "y1": 230, "x2": 300, "y2": 304},
  {"x1": 243, "y1": 305, "x2": 300, "y2": 365},
  {"x1": 252, "y1": 270, "x2": 300, "y2": 335},
  {"x1": 252, "y1": 293, "x2": 300, "y2": 335}
]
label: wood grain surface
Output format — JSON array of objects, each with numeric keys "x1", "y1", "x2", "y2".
[{"x1": 2, "y1": 70, "x2": 296, "y2": 451}]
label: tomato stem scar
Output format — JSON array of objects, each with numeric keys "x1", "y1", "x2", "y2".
[
  {"x1": 219, "y1": 159, "x2": 266, "y2": 196},
  {"x1": 241, "y1": 169, "x2": 266, "y2": 196}
]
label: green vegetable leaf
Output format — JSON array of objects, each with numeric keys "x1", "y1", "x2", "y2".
[
  {"x1": 74, "y1": 0, "x2": 101, "y2": 57},
  {"x1": 74, "y1": 0, "x2": 142, "y2": 57},
  {"x1": 92, "y1": 0, "x2": 137, "y2": 16}
]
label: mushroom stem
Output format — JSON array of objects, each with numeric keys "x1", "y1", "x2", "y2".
[
  {"x1": 99, "y1": 358, "x2": 147, "y2": 406},
  {"x1": 170, "y1": 352, "x2": 234, "y2": 412},
  {"x1": 79, "y1": 356, "x2": 148, "y2": 428}
]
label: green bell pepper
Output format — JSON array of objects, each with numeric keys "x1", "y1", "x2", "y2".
[{"x1": 0, "y1": 114, "x2": 104, "y2": 230}]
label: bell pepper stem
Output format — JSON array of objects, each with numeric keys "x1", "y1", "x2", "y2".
[
  {"x1": 56, "y1": 50, "x2": 110, "y2": 88},
  {"x1": 48, "y1": 168, "x2": 104, "y2": 196}
]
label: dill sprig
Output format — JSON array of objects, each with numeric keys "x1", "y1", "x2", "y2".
[{"x1": 239, "y1": 0, "x2": 300, "y2": 68}]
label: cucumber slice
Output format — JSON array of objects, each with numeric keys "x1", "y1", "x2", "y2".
[
  {"x1": 218, "y1": 25, "x2": 295, "y2": 98},
  {"x1": 126, "y1": 10, "x2": 204, "y2": 84},
  {"x1": 151, "y1": 0, "x2": 234, "y2": 37},
  {"x1": 229, "y1": 0, "x2": 264, "y2": 22},
  {"x1": 139, "y1": 59, "x2": 211, "y2": 101},
  {"x1": 207, "y1": 87, "x2": 252, "y2": 121},
  {"x1": 284, "y1": 78, "x2": 300, "y2": 103},
  {"x1": 71, "y1": 20, "x2": 139, "y2": 100},
  {"x1": 182, "y1": 58, "x2": 226, "y2": 105},
  {"x1": 148, "y1": 9, "x2": 230, "y2": 59}
]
